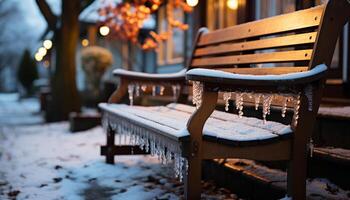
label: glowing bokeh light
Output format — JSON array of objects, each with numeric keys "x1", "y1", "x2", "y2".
[
  {"x1": 227, "y1": 0, "x2": 238, "y2": 10},
  {"x1": 99, "y1": 26, "x2": 110, "y2": 36},
  {"x1": 186, "y1": 0, "x2": 198, "y2": 7},
  {"x1": 81, "y1": 39, "x2": 89, "y2": 47},
  {"x1": 43, "y1": 40, "x2": 52, "y2": 49},
  {"x1": 35, "y1": 53, "x2": 43, "y2": 62},
  {"x1": 38, "y1": 47, "x2": 47, "y2": 56}
]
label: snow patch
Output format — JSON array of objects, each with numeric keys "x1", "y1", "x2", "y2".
[{"x1": 186, "y1": 64, "x2": 327, "y2": 81}]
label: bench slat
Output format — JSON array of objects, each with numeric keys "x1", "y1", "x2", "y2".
[
  {"x1": 195, "y1": 32, "x2": 317, "y2": 57},
  {"x1": 191, "y1": 49, "x2": 312, "y2": 67},
  {"x1": 215, "y1": 67, "x2": 308, "y2": 75},
  {"x1": 198, "y1": 5, "x2": 323, "y2": 46}
]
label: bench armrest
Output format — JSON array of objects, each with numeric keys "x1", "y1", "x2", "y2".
[
  {"x1": 114, "y1": 68, "x2": 186, "y2": 83},
  {"x1": 186, "y1": 64, "x2": 327, "y2": 93}
]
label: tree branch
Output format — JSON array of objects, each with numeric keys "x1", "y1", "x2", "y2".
[
  {"x1": 35, "y1": 0, "x2": 57, "y2": 30},
  {"x1": 79, "y1": 0, "x2": 95, "y2": 13}
]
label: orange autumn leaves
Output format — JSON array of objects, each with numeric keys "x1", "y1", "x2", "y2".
[{"x1": 98, "y1": 0, "x2": 192, "y2": 50}]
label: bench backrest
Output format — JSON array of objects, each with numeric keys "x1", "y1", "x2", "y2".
[{"x1": 187, "y1": 0, "x2": 350, "y2": 76}]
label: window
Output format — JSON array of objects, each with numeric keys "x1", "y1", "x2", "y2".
[
  {"x1": 206, "y1": 0, "x2": 238, "y2": 30},
  {"x1": 255, "y1": 0, "x2": 295, "y2": 20},
  {"x1": 157, "y1": 4, "x2": 185, "y2": 66}
]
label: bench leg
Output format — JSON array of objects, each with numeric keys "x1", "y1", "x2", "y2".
[
  {"x1": 104, "y1": 126, "x2": 116, "y2": 164},
  {"x1": 287, "y1": 143, "x2": 307, "y2": 200},
  {"x1": 184, "y1": 156, "x2": 202, "y2": 200}
]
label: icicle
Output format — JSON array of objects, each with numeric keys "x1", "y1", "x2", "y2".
[
  {"x1": 281, "y1": 96, "x2": 288, "y2": 118},
  {"x1": 268, "y1": 95, "x2": 274, "y2": 115},
  {"x1": 309, "y1": 139, "x2": 314, "y2": 157},
  {"x1": 128, "y1": 84, "x2": 135, "y2": 106},
  {"x1": 141, "y1": 85, "x2": 147, "y2": 92},
  {"x1": 304, "y1": 84, "x2": 313, "y2": 111},
  {"x1": 103, "y1": 113, "x2": 186, "y2": 179},
  {"x1": 160, "y1": 145, "x2": 167, "y2": 164},
  {"x1": 247, "y1": 93, "x2": 253, "y2": 99},
  {"x1": 118, "y1": 132, "x2": 122, "y2": 145},
  {"x1": 166, "y1": 150, "x2": 172, "y2": 164},
  {"x1": 150, "y1": 140, "x2": 156, "y2": 156},
  {"x1": 254, "y1": 94, "x2": 261, "y2": 110},
  {"x1": 135, "y1": 84, "x2": 140, "y2": 97},
  {"x1": 145, "y1": 138, "x2": 150, "y2": 153},
  {"x1": 262, "y1": 94, "x2": 273, "y2": 124},
  {"x1": 192, "y1": 81, "x2": 203, "y2": 108},
  {"x1": 235, "y1": 92, "x2": 244, "y2": 118},
  {"x1": 179, "y1": 157, "x2": 185, "y2": 182},
  {"x1": 172, "y1": 84, "x2": 181, "y2": 101},
  {"x1": 160, "y1": 86, "x2": 165, "y2": 96},
  {"x1": 174, "y1": 154, "x2": 185, "y2": 182},
  {"x1": 152, "y1": 85, "x2": 156, "y2": 96},
  {"x1": 293, "y1": 94, "x2": 301, "y2": 127},
  {"x1": 124, "y1": 128, "x2": 128, "y2": 144},
  {"x1": 223, "y1": 92, "x2": 232, "y2": 111}
]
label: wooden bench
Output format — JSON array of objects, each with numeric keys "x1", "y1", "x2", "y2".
[{"x1": 99, "y1": 1, "x2": 350, "y2": 199}]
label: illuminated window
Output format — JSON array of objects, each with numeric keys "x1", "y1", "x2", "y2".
[
  {"x1": 206, "y1": 0, "x2": 238, "y2": 30},
  {"x1": 157, "y1": 4, "x2": 185, "y2": 66}
]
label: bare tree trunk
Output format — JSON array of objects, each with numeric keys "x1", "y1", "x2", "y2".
[{"x1": 48, "y1": 0, "x2": 81, "y2": 121}]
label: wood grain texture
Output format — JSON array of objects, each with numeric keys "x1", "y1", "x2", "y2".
[
  {"x1": 198, "y1": 5, "x2": 324, "y2": 46},
  {"x1": 191, "y1": 50, "x2": 312, "y2": 67},
  {"x1": 195, "y1": 32, "x2": 317, "y2": 57},
  {"x1": 216, "y1": 67, "x2": 308, "y2": 75}
]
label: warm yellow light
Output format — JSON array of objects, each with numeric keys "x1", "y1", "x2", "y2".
[
  {"x1": 186, "y1": 0, "x2": 198, "y2": 7},
  {"x1": 38, "y1": 47, "x2": 47, "y2": 56},
  {"x1": 99, "y1": 26, "x2": 110, "y2": 36},
  {"x1": 227, "y1": 0, "x2": 238, "y2": 10},
  {"x1": 35, "y1": 53, "x2": 43, "y2": 62},
  {"x1": 43, "y1": 60, "x2": 50, "y2": 68},
  {"x1": 43, "y1": 40, "x2": 52, "y2": 49},
  {"x1": 81, "y1": 39, "x2": 89, "y2": 47},
  {"x1": 151, "y1": 4, "x2": 159, "y2": 10}
]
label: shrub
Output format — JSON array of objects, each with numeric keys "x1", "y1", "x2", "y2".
[
  {"x1": 81, "y1": 46, "x2": 113, "y2": 104},
  {"x1": 17, "y1": 49, "x2": 38, "y2": 95}
]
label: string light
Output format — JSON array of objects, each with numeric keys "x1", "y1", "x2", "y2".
[
  {"x1": 186, "y1": 0, "x2": 198, "y2": 7},
  {"x1": 43, "y1": 40, "x2": 52, "y2": 49},
  {"x1": 98, "y1": 0, "x2": 192, "y2": 50},
  {"x1": 81, "y1": 39, "x2": 89, "y2": 47},
  {"x1": 38, "y1": 47, "x2": 47, "y2": 56},
  {"x1": 43, "y1": 60, "x2": 50, "y2": 68},
  {"x1": 227, "y1": 0, "x2": 238, "y2": 10},
  {"x1": 34, "y1": 53, "x2": 43, "y2": 62},
  {"x1": 99, "y1": 26, "x2": 110, "y2": 36}
]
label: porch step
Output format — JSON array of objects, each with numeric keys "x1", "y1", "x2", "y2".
[
  {"x1": 313, "y1": 147, "x2": 350, "y2": 165},
  {"x1": 203, "y1": 147, "x2": 350, "y2": 199},
  {"x1": 314, "y1": 106, "x2": 350, "y2": 148}
]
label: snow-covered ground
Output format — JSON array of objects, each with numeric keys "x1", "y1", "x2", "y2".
[
  {"x1": 0, "y1": 93, "x2": 43, "y2": 126},
  {"x1": 0, "y1": 93, "x2": 349, "y2": 200},
  {"x1": 0, "y1": 94, "x2": 237, "y2": 200},
  {"x1": 0, "y1": 123, "x2": 179, "y2": 200}
]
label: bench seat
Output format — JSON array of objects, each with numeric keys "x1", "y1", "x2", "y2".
[{"x1": 99, "y1": 103, "x2": 292, "y2": 147}]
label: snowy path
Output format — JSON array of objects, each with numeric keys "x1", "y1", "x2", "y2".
[
  {"x1": 0, "y1": 94, "x2": 238, "y2": 200},
  {"x1": 0, "y1": 123, "x2": 239, "y2": 200},
  {"x1": 0, "y1": 93, "x2": 43, "y2": 126}
]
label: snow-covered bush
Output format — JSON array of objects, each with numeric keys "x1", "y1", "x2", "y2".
[{"x1": 81, "y1": 46, "x2": 113, "y2": 104}]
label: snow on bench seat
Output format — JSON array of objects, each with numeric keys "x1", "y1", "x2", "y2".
[
  {"x1": 99, "y1": 103, "x2": 292, "y2": 147},
  {"x1": 186, "y1": 64, "x2": 327, "y2": 84},
  {"x1": 113, "y1": 68, "x2": 186, "y2": 80}
]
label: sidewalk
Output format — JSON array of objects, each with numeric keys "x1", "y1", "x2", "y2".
[{"x1": 0, "y1": 93, "x2": 43, "y2": 126}]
